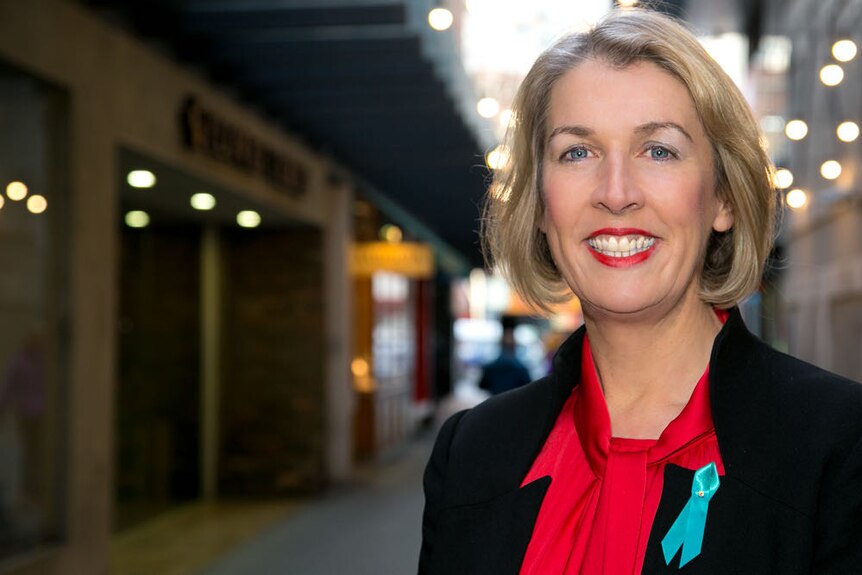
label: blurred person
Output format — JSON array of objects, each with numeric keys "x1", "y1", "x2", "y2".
[
  {"x1": 419, "y1": 8, "x2": 862, "y2": 574},
  {"x1": 478, "y1": 315, "x2": 531, "y2": 395},
  {"x1": 0, "y1": 332, "x2": 46, "y2": 538}
]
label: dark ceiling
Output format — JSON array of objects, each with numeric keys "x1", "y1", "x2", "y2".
[{"x1": 83, "y1": 0, "x2": 491, "y2": 270}]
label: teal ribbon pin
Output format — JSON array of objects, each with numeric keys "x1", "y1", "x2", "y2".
[{"x1": 661, "y1": 462, "x2": 720, "y2": 568}]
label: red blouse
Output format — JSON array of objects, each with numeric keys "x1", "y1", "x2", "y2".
[{"x1": 519, "y1": 335, "x2": 725, "y2": 575}]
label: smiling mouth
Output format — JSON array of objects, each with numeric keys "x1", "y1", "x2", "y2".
[{"x1": 587, "y1": 234, "x2": 656, "y2": 258}]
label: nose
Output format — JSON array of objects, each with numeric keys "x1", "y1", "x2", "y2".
[{"x1": 591, "y1": 151, "x2": 643, "y2": 215}]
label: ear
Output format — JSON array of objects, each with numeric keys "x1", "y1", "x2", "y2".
[{"x1": 712, "y1": 198, "x2": 734, "y2": 233}]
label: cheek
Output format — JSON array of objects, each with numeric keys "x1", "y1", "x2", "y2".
[{"x1": 541, "y1": 173, "x2": 577, "y2": 230}]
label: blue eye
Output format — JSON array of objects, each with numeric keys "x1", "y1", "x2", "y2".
[
  {"x1": 649, "y1": 146, "x2": 673, "y2": 160},
  {"x1": 564, "y1": 146, "x2": 590, "y2": 161}
]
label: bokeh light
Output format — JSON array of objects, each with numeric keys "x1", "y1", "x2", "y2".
[
  {"x1": 837, "y1": 121, "x2": 860, "y2": 142},
  {"x1": 832, "y1": 39, "x2": 857, "y2": 62},
  {"x1": 774, "y1": 168, "x2": 793, "y2": 189},
  {"x1": 127, "y1": 170, "x2": 156, "y2": 188},
  {"x1": 819, "y1": 64, "x2": 844, "y2": 86},
  {"x1": 190, "y1": 192, "x2": 216, "y2": 211},
  {"x1": 786, "y1": 189, "x2": 808, "y2": 210},
  {"x1": 477, "y1": 97, "x2": 500, "y2": 119},
  {"x1": 428, "y1": 8, "x2": 454, "y2": 31},
  {"x1": 237, "y1": 210, "x2": 261, "y2": 228},
  {"x1": 785, "y1": 119, "x2": 808, "y2": 140},
  {"x1": 125, "y1": 210, "x2": 150, "y2": 228},
  {"x1": 6, "y1": 181, "x2": 28, "y2": 201},
  {"x1": 820, "y1": 160, "x2": 842, "y2": 180},
  {"x1": 485, "y1": 145, "x2": 511, "y2": 171},
  {"x1": 380, "y1": 224, "x2": 403, "y2": 243},
  {"x1": 26, "y1": 194, "x2": 47, "y2": 214}
]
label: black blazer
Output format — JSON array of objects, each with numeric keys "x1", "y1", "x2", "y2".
[{"x1": 419, "y1": 309, "x2": 862, "y2": 574}]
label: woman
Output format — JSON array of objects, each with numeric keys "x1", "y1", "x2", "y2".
[{"x1": 419, "y1": 8, "x2": 862, "y2": 575}]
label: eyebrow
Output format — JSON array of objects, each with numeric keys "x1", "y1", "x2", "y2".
[
  {"x1": 547, "y1": 125, "x2": 594, "y2": 141},
  {"x1": 547, "y1": 121, "x2": 693, "y2": 143},
  {"x1": 634, "y1": 121, "x2": 693, "y2": 142}
]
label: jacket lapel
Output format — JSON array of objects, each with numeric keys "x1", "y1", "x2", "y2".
[{"x1": 429, "y1": 476, "x2": 551, "y2": 574}]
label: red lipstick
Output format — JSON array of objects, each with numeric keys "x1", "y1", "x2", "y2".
[{"x1": 587, "y1": 227, "x2": 653, "y2": 238}]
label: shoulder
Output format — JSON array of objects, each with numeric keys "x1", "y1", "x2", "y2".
[
  {"x1": 426, "y1": 377, "x2": 561, "y2": 506},
  {"x1": 711, "y1": 323, "x2": 862, "y2": 515},
  {"x1": 718, "y1": 335, "x2": 862, "y2": 438}
]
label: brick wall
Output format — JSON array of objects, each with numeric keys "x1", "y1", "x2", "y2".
[{"x1": 219, "y1": 227, "x2": 325, "y2": 495}]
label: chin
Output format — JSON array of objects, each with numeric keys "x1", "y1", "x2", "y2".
[{"x1": 581, "y1": 294, "x2": 661, "y2": 318}]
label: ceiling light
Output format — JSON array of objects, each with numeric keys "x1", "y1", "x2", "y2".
[
  {"x1": 832, "y1": 39, "x2": 857, "y2": 62},
  {"x1": 127, "y1": 170, "x2": 156, "y2": 188},
  {"x1": 773, "y1": 168, "x2": 793, "y2": 189},
  {"x1": 837, "y1": 121, "x2": 859, "y2": 142},
  {"x1": 820, "y1": 160, "x2": 842, "y2": 180},
  {"x1": 237, "y1": 210, "x2": 261, "y2": 228},
  {"x1": 618, "y1": 0, "x2": 639, "y2": 6},
  {"x1": 6, "y1": 181, "x2": 28, "y2": 201},
  {"x1": 786, "y1": 189, "x2": 808, "y2": 210},
  {"x1": 26, "y1": 195, "x2": 47, "y2": 214},
  {"x1": 428, "y1": 8, "x2": 453, "y2": 31},
  {"x1": 190, "y1": 192, "x2": 216, "y2": 211},
  {"x1": 477, "y1": 97, "x2": 500, "y2": 119},
  {"x1": 820, "y1": 64, "x2": 844, "y2": 86},
  {"x1": 785, "y1": 119, "x2": 808, "y2": 141},
  {"x1": 125, "y1": 210, "x2": 150, "y2": 228}
]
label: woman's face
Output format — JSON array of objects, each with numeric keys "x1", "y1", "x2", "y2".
[{"x1": 541, "y1": 59, "x2": 733, "y2": 320}]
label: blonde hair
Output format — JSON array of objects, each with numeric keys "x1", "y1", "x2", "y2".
[{"x1": 482, "y1": 8, "x2": 778, "y2": 312}]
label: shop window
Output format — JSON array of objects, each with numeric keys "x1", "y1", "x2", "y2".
[{"x1": 0, "y1": 62, "x2": 69, "y2": 559}]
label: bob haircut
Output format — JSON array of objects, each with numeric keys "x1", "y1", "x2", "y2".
[{"x1": 482, "y1": 8, "x2": 778, "y2": 312}]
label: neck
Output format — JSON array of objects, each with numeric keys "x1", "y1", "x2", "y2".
[{"x1": 582, "y1": 297, "x2": 723, "y2": 439}]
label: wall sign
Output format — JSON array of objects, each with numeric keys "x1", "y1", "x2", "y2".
[
  {"x1": 351, "y1": 242, "x2": 435, "y2": 279},
  {"x1": 180, "y1": 96, "x2": 308, "y2": 197}
]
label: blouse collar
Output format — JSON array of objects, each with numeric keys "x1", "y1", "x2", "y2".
[{"x1": 573, "y1": 330, "x2": 717, "y2": 478}]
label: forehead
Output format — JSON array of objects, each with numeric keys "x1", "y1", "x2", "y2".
[{"x1": 546, "y1": 59, "x2": 703, "y2": 137}]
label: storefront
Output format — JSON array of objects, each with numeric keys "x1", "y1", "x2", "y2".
[
  {"x1": 0, "y1": 58, "x2": 69, "y2": 566},
  {"x1": 350, "y1": 213, "x2": 436, "y2": 459},
  {"x1": 0, "y1": 2, "x2": 352, "y2": 573}
]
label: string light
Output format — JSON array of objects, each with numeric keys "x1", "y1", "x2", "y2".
[
  {"x1": 785, "y1": 119, "x2": 808, "y2": 140},
  {"x1": 832, "y1": 39, "x2": 857, "y2": 62},
  {"x1": 428, "y1": 8, "x2": 454, "y2": 31},
  {"x1": 820, "y1": 160, "x2": 842, "y2": 180},
  {"x1": 819, "y1": 64, "x2": 844, "y2": 86},
  {"x1": 837, "y1": 121, "x2": 860, "y2": 142},
  {"x1": 786, "y1": 189, "x2": 808, "y2": 210},
  {"x1": 774, "y1": 168, "x2": 794, "y2": 189}
]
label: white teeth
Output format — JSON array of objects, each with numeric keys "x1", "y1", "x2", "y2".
[
  {"x1": 619, "y1": 237, "x2": 630, "y2": 252},
  {"x1": 588, "y1": 235, "x2": 655, "y2": 257}
]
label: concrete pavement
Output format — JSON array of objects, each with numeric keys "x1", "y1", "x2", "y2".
[{"x1": 198, "y1": 435, "x2": 433, "y2": 575}]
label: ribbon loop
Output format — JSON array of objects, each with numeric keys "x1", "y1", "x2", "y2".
[{"x1": 661, "y1": 462, "x2": 720, "y2": 568}]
